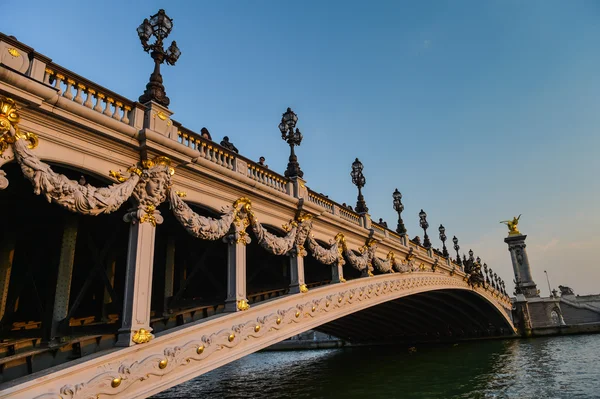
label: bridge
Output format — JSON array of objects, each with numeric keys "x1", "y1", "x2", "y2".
[{"x1": 0, "y1": 31, "x2": 513, "y2": 398}]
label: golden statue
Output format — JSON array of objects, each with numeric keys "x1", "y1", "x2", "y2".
[{"x1": 500, "y1": 214, "x2": 521, "y2": 236}]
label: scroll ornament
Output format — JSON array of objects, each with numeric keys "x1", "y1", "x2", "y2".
[
  {"x1": 344, "y1": 238, "x2": 376, "y2": 276},
  {"x1": 306, "y1": 232, "x2": 346, "y2": 266},
  {"x1": 222, "y1": 198, "x2": 253, "y2": 245}
]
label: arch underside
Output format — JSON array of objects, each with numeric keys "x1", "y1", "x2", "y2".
[{"x1": 316, "y1": 289, "x2": 514, "y2": 344}]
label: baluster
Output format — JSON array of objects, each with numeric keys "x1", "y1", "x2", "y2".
[
  {"x1": 205, "y1": 145, "x2": 212, "y2": 160},
  {"x1": 218, "y1": 151, "x2": 225, "y2": 166},
  {"x1": 83, "y1": 88, "x2": 94, "y2": 108},
  {"x1": 63, "y1": 79, "x2": 75, "y2": 100},
  {"x1": 74, "y1": 83, "x2": 85, "y2": 104},
  {"x1": 210, "y1": 147, "x2": 217, "y2": 163},
  {"x1": 54, "y1": 74, "x2": 64, "y2": 95},
  {"x1": 104, "y1": 97, "x2": 114, "y2": 117},
  {"x1": 94, "y1": 93, "x2": 105, "y2": 113},
  {"x1": 122, "y1": 105, "x2": 131, "y2": 124},
  {"x1": 199, "y1": 142, "x2": 206, "y2": 157},
  {"x1": 189, "y1": 137, "x2": 196, "y2": 150},
  {"x1": 113, "y1": 101, "x2": 123, "y2": 120},
  {"x1": 44, "y1": 68, "x2": 53, "y2": 85}
]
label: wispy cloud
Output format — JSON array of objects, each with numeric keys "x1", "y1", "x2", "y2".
[
  {"x1": 567, "y1": 240, "x2": 596, "y2": 250},
  {"x1": 537, "y1": 238, "x2": 559, "y2": 252}
]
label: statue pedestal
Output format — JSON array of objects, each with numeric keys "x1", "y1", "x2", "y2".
[{"x1": 505, "y1": 234, "x2": 539, "y2": 298}]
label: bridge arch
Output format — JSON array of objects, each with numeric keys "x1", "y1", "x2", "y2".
[{"x1": 4, "y1": 272, "x2": 514, "y2": 399}]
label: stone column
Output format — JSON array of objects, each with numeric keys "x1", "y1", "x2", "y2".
[
  {"x1": 504, "y1": 234, "x2": 538, "y2": 298},
  {"x1": 331, "y1": 259, "x2": 345, "y2": 284},
  {"x1": 224, "y1": 237, "x2": 248, "y2": 312},
  {"x1": 289, "y1": 255, "x2": 306, "y2": 294},
  {"x1": 50, "y1": 214, "x2": 78, "y2": 342},
  {"x1": 116, "y1": 220, "x2": 157, "y2": 346},
  {"x1": 0, "y1": 235, "x2": 16, "y2": 320}
]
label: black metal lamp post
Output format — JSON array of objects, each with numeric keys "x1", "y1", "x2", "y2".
[
  {"x1": 418, "y1": 209, "x2": 431, "y2": 248},
  {"x1": 278, "y1": 107, "x2": 304, "y2": 178},
  {"x1": 468, "y1": 249, "x2": 474, "y2": 262},
  {"x1": 137, "y1": 9, "x2": 181, "y2": 107},
  {"x1": 392, "y1": 189, "x2": 407, "y2": 235},
  {"x1": 452, "y1": 236, "x2": 462, "y2": 267},
  {"x1": 483, "y1": 263, "x2": 489, "y2": 286},
  {"x1": 351, "y1": 158, "x2": 368, "y2": 214},
  {"x1": 438, "y1": 225, "x2": 449, "y2": 257}
]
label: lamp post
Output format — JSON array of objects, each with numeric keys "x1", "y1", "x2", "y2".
[
  {"x1": 137, "y1": 9, "x2": 181, "y2": 107},
  {"x1": 452, "y1": 236, "x2": 462, "y2": 267},
  {"x1": 483, "y1": 263, "x2": 489, "y2": 286},
  {"x1": 351, "y1": 158, "x2": 368, "y2": 214},
  {"x1": 468, "y1": 249, "x2": 474, "y2": 262},
  {"x1": 392, "y1": 189, "x2": 407, "y2": 235},
  {"x1": 278, "y1": 107, "x2": 304, "y2": 178},
  {"x1": 418, "y1": 209, "x2": 431, "y2": 248},
  {"x1": 438, "y1": 225, "x2": 449, "y2": 257}
]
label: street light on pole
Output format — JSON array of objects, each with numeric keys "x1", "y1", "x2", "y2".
[{"x1": 544, "y1": 270, "x2": 552, "y2": 298}]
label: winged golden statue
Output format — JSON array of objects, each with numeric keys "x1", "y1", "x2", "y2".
[{"x1": 500, "y1": 214, "x2": 521, "y2": 236}]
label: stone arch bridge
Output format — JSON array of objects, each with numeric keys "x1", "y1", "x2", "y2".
[{"x1": 0, "y1": 33, "x2": 513, "y2": 398}]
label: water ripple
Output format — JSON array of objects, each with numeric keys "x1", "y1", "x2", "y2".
[{"x1": 151, "y1": 335, "x2": 600, "y2": 399}]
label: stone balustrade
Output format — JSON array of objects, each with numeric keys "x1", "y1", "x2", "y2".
[
  {"x1": 338, "y1": 206, "x2": 361, "y2": 225},
  {"x1": 42, "y1": 64, "x2": 134, "y2": 125},
  {"x1": 371, "y1": 222, "x2": 386, "y2": 236},
  {"x1": 307, "y1": 190, "x2": 335, "y2": 214}
]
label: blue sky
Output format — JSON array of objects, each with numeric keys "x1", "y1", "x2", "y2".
[{"x1": 5, "y1": 1, "x2": 600, "y2": 294}]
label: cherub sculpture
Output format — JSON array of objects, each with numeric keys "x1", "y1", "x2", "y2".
[{"x1": 500, "y1": 214, "x2": 521, "y2": 236}]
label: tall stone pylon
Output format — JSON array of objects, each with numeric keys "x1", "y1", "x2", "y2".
[{"x1": 501, "y1": 216, "x2": 539, "y2": 298}]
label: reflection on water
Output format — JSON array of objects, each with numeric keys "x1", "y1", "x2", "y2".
[{"x1": 151, "y1": 334, "x2": 600, "y2": 399}]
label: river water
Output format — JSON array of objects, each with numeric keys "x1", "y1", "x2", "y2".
[{"x1": 151, "y1": 334, "x2": 600, "y2": 399}]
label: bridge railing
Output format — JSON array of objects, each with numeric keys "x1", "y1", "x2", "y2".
[
  {"x1": 176, "y1": 126, "x2": 290, "y2": 194},
  {"x1": 42, "y1": 64, "x2": 136, "y2": 126}
]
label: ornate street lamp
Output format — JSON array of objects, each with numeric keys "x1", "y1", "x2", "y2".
[
  {"x1": 278, "y1": 107, "x2": 303, "y2": 178},
  {"x1": 418, "y1": 209, "x2": 431, "y2": 248},
  {"x1": 468, "y1": 249, "x2": 474, "y2": 262},
  {"x1": 438, "y1": 224, "x2": 449, "y2": 257},
  {"x1": 452, "y1": 236, "x2": 462, "y2": 267},
  {"x1": 137, "y1": 9, "x2": 181, "y2": 107},
  {"x1": 351, "y1": 158, "x2": 368, "y2": 214},
  {"x1": 392, "y1": 189, "x2": 407, "y2": 235}
]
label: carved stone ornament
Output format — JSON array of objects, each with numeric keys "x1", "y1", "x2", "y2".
[
  {"x1": 372, "y1": 251, "x2": 396, "y2": 274},
  {"x1": 247, "y1": 210, "x2": 298, "y2": 256},
  {"x1": 1, "y1": 97, "x2": 142, "y2": 214},
  {"x1": 344, "y1": 238, "x2": 377, "y2": 275},
  {"x1": 170, "y1": 193, "x2": 251, "y2": 241},
  {"x1": 306, "y1": 233, "x2": 345, "y2": 266},
  {"x1": 123, "y1": 156, "x2": 174, "y2": 226}
]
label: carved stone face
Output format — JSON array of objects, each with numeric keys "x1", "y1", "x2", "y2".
[{"x1": 145, "y1": 174, "x2": 165, "y2": 198}]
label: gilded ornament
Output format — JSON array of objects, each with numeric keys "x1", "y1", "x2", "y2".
[
  {"x1": 295, "y1": 311, "x2": 300, "y2": 318},
  {"x1": 299, "y1": 284, "x2": 309, "y2": 293},
  {"x1": 196, "y1": 345, "x2": 205, "y2": 354},
  {"x1": 175, "y1": 191, "x2": 187, "y2": 198},
  {"x1": 237, "y1": 299, "x2": 250, "y2": 311},
  {"x1": 254, "y1": 325, "x2": 261, "y2": 333},
  {"x1": 326, "y1": 301, "x2": 330, "y2": 307},
  {"x1": 132, "y1": 328, "x2": 153, "y2": 344},
  {"x1": 111, "y1": 377, "x2": 122, "y2": 388},
  {"x1": 276, "y1": 317, "x2": 281, "y2": 325},
  {"x1": 311, "y1": 305, "x2": 316, "y2": 312},
  {"x1": 156, "y1": 111, "x2": 168, "y2": 121},
  {"x1": 338, "y1": 297, "x2": 342, "y2": 303},
  {"x1": 500, "y1": 215, "x2": 521, "y2": 236},
  {"x1": 349, "y1": 294, "x2": 353, "y2": 299},
  {"x1": 158, "y1": 359, "x2": 168, "y2": 369},
  {"x1": 340, "y1": 277, "x2": 347, "y2": 283},
  {"x1": 142, "y1": 156, "x2": 175, "y2": 175},
  {"x1": 228, "y1": 333, "x2": 235, "y2": 342},
  {"x1": 7, "y1": 48, "x2": 20, "y2": 57}
]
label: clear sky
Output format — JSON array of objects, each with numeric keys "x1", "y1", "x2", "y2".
[{"x1": 5, "y1": 1, "x2": 600, "y2": 295}]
